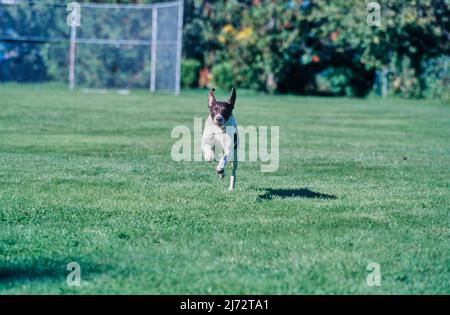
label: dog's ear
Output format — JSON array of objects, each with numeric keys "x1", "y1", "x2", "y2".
[
  {"x1": 208, "y1": 88, "x2": 216, "y2": 108},
  {"x1": 228, "y1": 87, "x2": 236, "y2": 108}
]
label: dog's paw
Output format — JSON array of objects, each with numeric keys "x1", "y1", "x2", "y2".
[{"x1": 216, "y1": 167, "x2": 225, "y2": 179}]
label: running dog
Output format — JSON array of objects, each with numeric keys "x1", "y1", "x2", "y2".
[{"x1": 201, "y1": 87, "x2": 239, "y2": 191}]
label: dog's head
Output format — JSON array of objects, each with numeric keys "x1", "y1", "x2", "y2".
[{"x1": 208, "y1": 87, "x2": 236, "y2": 128}]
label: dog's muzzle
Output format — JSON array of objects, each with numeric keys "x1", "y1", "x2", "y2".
[{"x1": 214, "y1": 115, "x2": 225, "y2": 126}]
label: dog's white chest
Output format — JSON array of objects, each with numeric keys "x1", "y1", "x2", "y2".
[{"x1": 202, "y1": 115, "x2": 238, "y2": 146}]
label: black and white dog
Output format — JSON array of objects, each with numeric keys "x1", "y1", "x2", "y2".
[{"x1": 201, "y1": 87, "x2": 239, "y2": 191}]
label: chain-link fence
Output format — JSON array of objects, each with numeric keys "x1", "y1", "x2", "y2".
[{"x1": 0, "y1": 0, "x2": 183, "y2": 94}]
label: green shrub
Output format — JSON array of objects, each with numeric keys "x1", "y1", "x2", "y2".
[
  {"x1": 211, "y1": 62, "x2": 234, "y2": 89},
  {"x1": 422, "y1": 57, "x2": 450, "y2": 101},
  {"x1": 181, "y1": 59, "x2": 201, "y2": 88},
  {"x1": 316, "y1": 68, "x2": 351, "y2": 96},
  {"x1": 315, "y1": 66, "x2": 375, "y2": 97}
]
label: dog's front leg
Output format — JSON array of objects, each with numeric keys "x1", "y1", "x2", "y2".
[
  {"x1": 216, "y1": 155, "x2": 227, "y2": 178},
  {"x1": 201, "y1": 125, "x2": 216, "y2": 162},
  {"x1": 202, "y1": 144, "x2": 215, "y2": 162},
  {"x1": 216, "y1": 128, "x2": 234, "y2": 178}
]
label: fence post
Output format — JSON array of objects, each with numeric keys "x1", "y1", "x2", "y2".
[
  {"x1": 174, "y1": 0, "x2": 184, "y2": 96},
  {"x1": 150, "y1": 7, "x2": 158, "y2": 92},
  {"x1": 69, "y1": 13, "x2": 77, "y2": 90},
  {"x1": 381, "y1": 67, "x2": 388, "y2": 98}
]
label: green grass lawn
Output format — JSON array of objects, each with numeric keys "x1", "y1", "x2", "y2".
[{"x1": 0, "y1": 84, "x2": 449, "y2": 294}]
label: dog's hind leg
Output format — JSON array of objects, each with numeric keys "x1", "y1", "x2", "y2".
[{"x1": 229, "y1": 149, "x2": 238, "y2": 191}]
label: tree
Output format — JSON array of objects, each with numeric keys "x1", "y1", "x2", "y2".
[{"x1": 182, "y1": 0, "x2": 449, "y2": 97}]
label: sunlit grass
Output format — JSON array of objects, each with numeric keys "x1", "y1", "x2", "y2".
[{"x1": 0, "y1": 84, "x2": 449, "y2": 294}]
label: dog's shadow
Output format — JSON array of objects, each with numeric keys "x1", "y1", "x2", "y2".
[{"x1": 257, "y1": 188, "x2": 337, "y2": 200}]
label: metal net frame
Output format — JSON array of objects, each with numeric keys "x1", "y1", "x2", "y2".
[{"x1": 0, "y1": 0, "x2": 184, "y2": 94}]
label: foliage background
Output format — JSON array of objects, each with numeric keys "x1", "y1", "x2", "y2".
[{"x1": 0, "y1": 0, "x2": 449, "y2": 98}]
